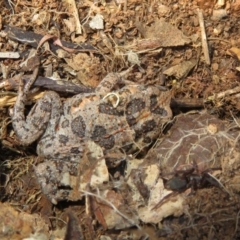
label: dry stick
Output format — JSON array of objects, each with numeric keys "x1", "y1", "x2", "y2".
[
  {"x1": 206, "y1": 86, "x2": 240, "y2": 102},
  {"x1": 0, "y1": 52, "x2": 20, "y2": 59},
  {"x1": 124, "y1": 0, "x2": 127, "y2": 12},
  {"x1": 68, "y1": 0, "x2": 82, "y2": 34},
  {"x1": 208, "y1": 37, "x2": 231, "y2": 44},
  {"x1": 234, "y1": 210, "x2": 240, "y2": 235},
  {"x1": 197, "y1": 9, "x2": 211, "y2": 65}
]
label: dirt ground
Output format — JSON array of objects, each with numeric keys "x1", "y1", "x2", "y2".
[{"x1": 1, "y1": 0, "x2": 240, "y2": 239}]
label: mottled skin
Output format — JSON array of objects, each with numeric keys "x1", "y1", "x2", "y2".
[{"x1": 12, "y1": 71, "x2": 172, "y2": 203}]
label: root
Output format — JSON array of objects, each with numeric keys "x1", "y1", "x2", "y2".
[{"x1": 2, "y1": 156, "x2": 35, "y2": 181}]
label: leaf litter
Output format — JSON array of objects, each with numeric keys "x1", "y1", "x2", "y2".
[{"x1": 0, "y1": 0, "x2": 240, "y2": 239}]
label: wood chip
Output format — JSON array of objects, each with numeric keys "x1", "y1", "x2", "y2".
[{"x1": 0, "y1": 52, "x2": 20, "y2": 59}]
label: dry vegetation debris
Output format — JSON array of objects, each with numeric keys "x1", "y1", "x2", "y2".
[{"x1": 0, "y1": 0, "x2": 240, "y2": 239}]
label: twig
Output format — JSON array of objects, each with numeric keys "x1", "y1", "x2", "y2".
[
  {"x1": 197, "y1": 9, "x2": 211, "y2": 65},
  {"x1": 208, "y1": 37, "x2": 231, "y2": 44},
  {"x1": 0, "y1": 52, "x2": 20, "y2": 59},
  {"x1": 234, "y1": 210, "x2": 240, "y2": 235},
  {"x1": 206, "y1": 86, "x2": 240, "y2": 102},
  {"x1": 171, "y1": 98, "x2": 204, "y2": 108},
  {"x1": 124, "y1": 0, "x2": 127, "y2": 12},
  {"x1": 4, "y1": 25, "x2": 97, "y2": 54},
  {"x1": 67, "y1": 0, "x2": 82, "y2": 34}
]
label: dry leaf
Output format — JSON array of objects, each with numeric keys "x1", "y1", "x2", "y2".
[
  {"x1": 163, "y1": 59, "x2": 197, "y2": 79},
  {"x1": 227, "y1": 47, "x2": 240, "y2": 60},
  {"x1": 211, "y1": 9, "x2": 228, "y2": 21},
  {"x1": 143, "y1": 20, "x2": 191, "y2": 47},
  {"x1": 93, "y1": 189, "x2": 139, "y2": 229},
  {"x1": 0, "y1": 202, "x2": 49, "y2": 239},
  {"x1": 65, "y1": 53, "x2": 104, "y2": 87},
  {"x1": 63, "y1": 17, "x2": 77, "y2": 34}
]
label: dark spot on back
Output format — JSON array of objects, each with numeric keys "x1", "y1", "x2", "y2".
[
  {"x1": 91, "y1": 125, "x2": 115, "y2": 149},
  {"x1": 135, "y1": 129, "x2": 142, "y2": 139},
  {"x1": 59, "y1": 135, "x2": 69, "y2": 144},
  {"x1": 126, "y1": 98, "x2": 145, "y2": 115},
  {"x1": 150, "y1": 95, "x2": 167, "y2": 116},
  {"x1": 70, "y1": 147, "x2": 81, "y2": 154},
  {"x1": 126, "y1": 115, "x2": 136, "y2": 126},
  {"x1": 99, "y1": 103, "x2": 124, "y2": 116},
  {"x1": 141, "y1": 119, "x2": 157, "y2": 133},
  {"x1": 71, "y1": 116, "x2": 86, "y2": 138},
  {"x1": 59, "y1": 156, "x2": 71, "y2": 162}
]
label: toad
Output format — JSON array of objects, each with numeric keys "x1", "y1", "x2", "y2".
[{"x1": 12, "y1": 68, "x2": 172, "y2": 203}]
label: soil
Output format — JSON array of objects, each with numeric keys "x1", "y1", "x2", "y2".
[{"x1": 1, "y1": 0, "x2": 240, "y2": 239}]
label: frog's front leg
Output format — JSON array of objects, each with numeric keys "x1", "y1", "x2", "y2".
[
  {"x1": 12, "y1": 69, "x2": 62, "y2": 145},
  {"x1": 35, "y1": 156, "x2": 85, "y2": 204}
]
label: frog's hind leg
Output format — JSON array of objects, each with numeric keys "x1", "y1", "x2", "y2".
[{"x1": 12, "y1": 67, "x2": 62, "y2": 145}]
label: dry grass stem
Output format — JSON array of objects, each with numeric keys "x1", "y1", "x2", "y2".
[{"x1": 197, "y1": 8, "x2": 211, "y2": 65}]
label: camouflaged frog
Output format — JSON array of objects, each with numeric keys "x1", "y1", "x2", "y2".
[{"x1": 12, "y1": 71, "x2": 172, "y2": 203}]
